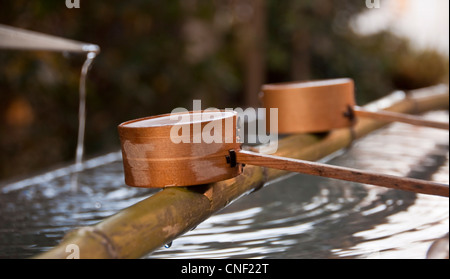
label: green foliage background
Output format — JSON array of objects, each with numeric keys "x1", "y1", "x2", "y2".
[{"x1": 0, "y1": 0, "x2": 448, "y2": 180}]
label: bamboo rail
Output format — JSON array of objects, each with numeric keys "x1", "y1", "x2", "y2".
[{"x1": 34, "y1": 84, "x2": 449, "y2": 259}]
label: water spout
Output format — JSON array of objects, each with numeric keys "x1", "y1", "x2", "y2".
[
  {"x1": 0, "y1": 24, "x2": 100, "y2": 192},
  {"x1": 0, "y1": 24, "x2": 100, "y2": 54}
]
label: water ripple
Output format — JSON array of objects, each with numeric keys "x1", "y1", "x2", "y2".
[{"x1": 0, "y1": 111, "x2": 448, "y2": 258}]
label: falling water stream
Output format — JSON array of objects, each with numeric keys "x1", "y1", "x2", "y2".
[
  {"x1": 70, "y1": 51, "x2": 97, "y2": 192},
  {"x1": 0, "y1": 111, "x2": 448, "y2": 259},
  {"x1": 0, "y1": 24, "x2": 100, "y2": 192}
]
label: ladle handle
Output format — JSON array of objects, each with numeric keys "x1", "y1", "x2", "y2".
[
  {"x1": 353, "y1": 106, "x2": 449, "y2": 130},
  {"x1": 235, "y1": 150, "x2": 449, "y2": 197}
]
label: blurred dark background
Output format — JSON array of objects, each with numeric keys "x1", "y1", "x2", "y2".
[{"x1": 0, "y1": 0, "x2": 448, "y2": 181}]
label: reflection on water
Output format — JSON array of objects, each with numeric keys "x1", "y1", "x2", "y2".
[
  {"x1": 0, "y1": 111, "x2": 448, "y2": 259},
  {"x1": 0, "y1": 161, "x2": 156, "y2": 258}
]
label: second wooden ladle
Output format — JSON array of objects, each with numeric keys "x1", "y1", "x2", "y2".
[
  {"x1": 260, "y1": 78, "x2": 449, "y2": 134},
  {"x1": 118, "y1": 110, "x2": 448, "y2": 197}
]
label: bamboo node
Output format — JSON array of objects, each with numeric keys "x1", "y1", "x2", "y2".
[{"x1": 76, "y1": 227, "x2": 119, "y2": 259}]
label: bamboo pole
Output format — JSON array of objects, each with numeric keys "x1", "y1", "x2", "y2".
[
  {"x1": 0, "y1": 24, "x2": 100, "y2": 54},
  {"x1": 34, "y1": 85, "x2": 449, "y2": 259}
]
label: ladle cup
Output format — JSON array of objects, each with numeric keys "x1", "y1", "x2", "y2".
[
  {"x1": 118, "y1": 110, "x2": 448, "y2": 197},
  {"x1": 260, "y1": 78, "x2": 449, "y2": 134}
]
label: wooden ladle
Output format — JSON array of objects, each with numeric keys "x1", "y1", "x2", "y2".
[
  {"x1": 118, "y1": 110, "x2": 448, "y2": 197},
  {"x1": 260, "y1": 78, "x2": 449, "y2": 134}
]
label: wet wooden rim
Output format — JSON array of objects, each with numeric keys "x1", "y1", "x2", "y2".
[
  {"x1": 118, "y1": 110, "x2": 242, "y2": 188},
  {"x1": 261, "y1": 78, "x2": 356, "y2": 133}
]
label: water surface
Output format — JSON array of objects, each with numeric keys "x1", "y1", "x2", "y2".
[{"x1": 0, "y1": 111, "x2": 448, "y2": 259}]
